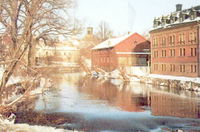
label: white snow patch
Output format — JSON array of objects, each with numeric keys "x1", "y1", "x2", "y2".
[
  {"x1": 109, "y1": 70, "x2": 122, "y2": 79},
  {"x1": 0, "y1": 66, "x2": 4, "y2": 79},
  {"x1": 149, "y1": 74, "x2": 200, "y2": 83},
  {"x1": 126, "y1": 66, "x2": 150, "y2": 77},
  {"x1": 110, "y1": 79, "x2": 124, "y2": 86},
  {"x1": 0, "y1": 123, "x2": 73, "y2": 132},
  {"x1": 92, "y1": 33, "x2": 135, "y2": 50}
]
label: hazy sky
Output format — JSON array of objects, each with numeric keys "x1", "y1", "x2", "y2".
[{"x1": 76, "y1": 0, "x2": 199, "y2": 35}]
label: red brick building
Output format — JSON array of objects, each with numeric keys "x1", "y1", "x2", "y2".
[
  {"x1": 150, "y1": 4, "x2": 200, "y2": 77},
  {"x1": 91, "y1": 33, "x2": 150, "y2": 71}
]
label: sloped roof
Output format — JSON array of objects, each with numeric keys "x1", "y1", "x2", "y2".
[{"x1": 92, "y1": 33, "x2": 143, "y2": 50}]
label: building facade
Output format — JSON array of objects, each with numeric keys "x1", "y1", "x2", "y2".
[
  {"x1": 150, "y1": 5, "x2": 200, "y2": 77},
  {"x1": 91, "y1": 33, "x2": 150, "y2": 72},
  {"x1": 35, "y1": 42, "x2": 80, "y2": 66}
]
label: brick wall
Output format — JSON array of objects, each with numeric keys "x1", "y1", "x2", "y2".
[
  {"x1": 91, "y1": 33, "x2": 150, "y2": 72},
  {"x1": 150, "y1": 22, "x2": 200, "y2": 77}
]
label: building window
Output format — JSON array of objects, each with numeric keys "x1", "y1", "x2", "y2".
[
  {"x1": 161, "y1": 64, "x2": 166, "y2": 71},
  {"x1": 191, "y1": 65, "x2": 197, "y2": 73},
  {"x1": 191, "y1": 48, "x2": 197, "y2": 56},
  {"x1": 161, "y1": 36, "x2": 166, "y2": 46},
  {"x1": 153, "y1": 37, "x2": 159, "y2": 47},
  {"x1": 180, "y1": 65, "x2": 185, "y2": 72},
  {"x1": 153, "y1": 50, "x2": 159, "y2": 58},
  {"x1": 178, "y1": 33, "x2": 185, "y2": 45},
  {"x1": 169, "y1": 35, "x2": 175, "y2": 46},
  {"x1": 189, "y1": 32, "x2": 197, "y2": 44},
  {"x1": 170, "y1": 49, "x2": 175, "y2": 57},
  {"x1": 161, "y1": 50, "x2": 166, "y2": 57},
  {"x1": 179, "y1": 48, "x2": 185, "y2": 56},
  {"x1": 170, "y1": 64, "x2": 175, "y2": 72}
]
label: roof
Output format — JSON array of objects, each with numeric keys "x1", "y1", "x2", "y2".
[
  {"x1": 151, "y1": 5, "x2": 200, "y2": 31},
  {"x1": 92, "y1": 33, "x2": 145, "y2": 50}
]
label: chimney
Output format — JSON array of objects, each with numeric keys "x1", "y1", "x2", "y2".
[{"x1": 176, "y1": 4, "x2": 182, "y2": 12}]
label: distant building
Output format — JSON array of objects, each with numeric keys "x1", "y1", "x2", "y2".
[
  {"x1": 150, "y1": 4, "x2": 200, "y2": 77},
  {"x1": 91, "y1": 33, "x2": 150, "y2": 71},
  {"x1": 35, "y1": 41, "x2": 80, "y2": 66},
  {"x1": 80, "y1": 27, "x2": 99, "y2": 59}
]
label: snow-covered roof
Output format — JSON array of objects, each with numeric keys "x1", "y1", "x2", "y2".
[
  {"x1": 152, "y1": 5, "x2": 200, "y2": 31},
  {"x1": 92, "y1": 33, "x2": 134, "y2": 50},
  {"x1": 151, "y1": 17, "x2": 200, "y2": 31}
]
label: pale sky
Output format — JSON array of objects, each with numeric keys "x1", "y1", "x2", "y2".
[{"x1": 76, "y1": 0, "x2": 200, "y2": 35}]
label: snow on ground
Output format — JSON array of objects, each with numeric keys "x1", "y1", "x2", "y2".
[
  {"x1": 109, "y1": 69, "x2": 122, "y2": 79},
  {"x1": 0, "y1": 66, "x2": 4, "y2": 79},
  {"x1": 92, "y1": 66, "x2": 200, "y2": 84},
  {"x1": 125, "y1": 66, "x2": 150, "y2": 77},
  {"x1": 0, "y1": 123, "x2": 75, "y2": 132},
  {"x1": 0, "y1": 66, "x2": 27, "y2": 85},
  {"x1": 149, "y1": 74, "x2": 200, "y2": 83}
]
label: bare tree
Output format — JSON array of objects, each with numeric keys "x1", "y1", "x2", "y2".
[
  {"x1": 95, "y1": 21, "x2": 113, "y2": 42},
  {"x1": 0, "y1": 0, "x2": 80, "y2": 92}
]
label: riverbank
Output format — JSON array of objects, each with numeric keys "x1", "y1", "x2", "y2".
[
  {"x1": 140, "y1": 74, "x2": 200, "y2": 92},
  {"x1": 0, "y1": 111, "x2": 85, "y2": 132},
  {"x1": 91, "y1": 68, "x2": 200, "y2": 92}
]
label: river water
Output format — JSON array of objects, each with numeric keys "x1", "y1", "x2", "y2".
[{"x1": 30, "y1": 73, "x2": 200, "y2": 132}]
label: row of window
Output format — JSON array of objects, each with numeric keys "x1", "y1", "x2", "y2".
[
  {"x1": 94, "y1": 57, "x2": 110, "y2": 63},
  {"x1": 153, "y1": 64, "x2": 197, "y2": 73},
  {"x1": 93, "y1": 50, "x2": 109, "y2": 55},
  {"x1": 153, "y1": 48, "x2": 197, "y2": 58},
  {"x1": 152, "y1": 32, "x2": 197, "y2": 47}
]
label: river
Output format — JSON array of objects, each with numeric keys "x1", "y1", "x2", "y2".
[{"x1": 16, "y1": 72, "x2": 200, "y2": 132}]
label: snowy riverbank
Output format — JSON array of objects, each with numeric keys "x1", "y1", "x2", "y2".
[
  {"x1": 91, "y1": 68, "x2": 200, "y2": 92},
  {"x1": 140, "y1": 74, "x2": 200, "y2": 92}
]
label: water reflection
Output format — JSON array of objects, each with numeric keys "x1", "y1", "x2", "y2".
[
  {"x1": 33, "y1": 73, "x2": 200, "y2": 131},
  {"x1": 36, "y1": 73, "x2": 200, "y2": 119},
  {"x1": 151, "y1": 91, "x2": 200, "y2": 118},
  {"x1": 78, "y1": 77, "x2": 149, "y2": 112}
]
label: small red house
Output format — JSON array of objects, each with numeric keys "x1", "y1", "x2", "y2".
[{"x1": 91, "y1": 33, "x2": 150, "y2": 72}]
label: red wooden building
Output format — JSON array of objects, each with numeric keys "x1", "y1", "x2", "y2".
[
  {"x1": 150, "y1": 4, "x2": 200, "y2": 77},
  {"x1": 91, "y1": 33, "x2": 150, "y2": 72}
]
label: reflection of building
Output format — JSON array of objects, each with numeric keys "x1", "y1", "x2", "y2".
[
  {"x1": 78, "y1": 78, "x2": 148, "y2": 112},
  {"x1": 91, "y1": 33, "x2": 150, "y2": 71},
  {"x1": 35, "y1": 42, "x2": 80, "y2": 66},
  {"x1": 151, "y1": 92, "x2": 200, "y2": 118},
  {"x1": 150, "y1": 4, "x2": 200, "y2": 77}
]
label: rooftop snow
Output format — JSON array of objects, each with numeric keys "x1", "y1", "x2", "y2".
[
  {"x1": 152, "y1": 5, "x2": 200, "y2": 31},
  {"x1": 92, "y1": 33, "x2": 134, "y2": 50}
]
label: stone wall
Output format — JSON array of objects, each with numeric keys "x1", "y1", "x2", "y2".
[{"x1": 140, "y1": 76, "x2": 200, "y2": 92}]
